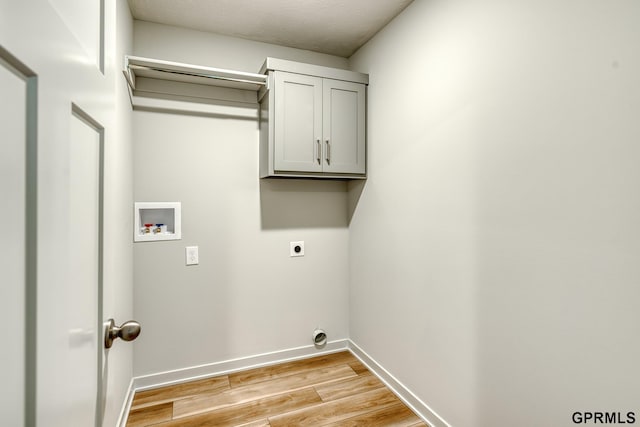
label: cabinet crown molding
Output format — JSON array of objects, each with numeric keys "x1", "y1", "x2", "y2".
[{"x1": 260, "y1": 57, "x2": 369, "y2": 85}]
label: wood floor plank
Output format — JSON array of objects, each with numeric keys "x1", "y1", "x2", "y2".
[
  {"x1": 131, "y1": 376, "x2": 230, "y2": 409},
  {"x1": 126, "y1": 402, "x2": 172, "y2": 427},
  {"x1": 154, "y1": 388, "x2": 322, "y2": 427},
  {"x1": 322, "y1": 401, "x2": 426, "y2": 427},
  {"x1": 236, "y1": 420, "x2": 271, "y2": 427},
  {"x1": 314, "y1": 372, "x2": 383, "y2": 402},
  {"x1": 174, "y1": 364, "x2": 357, "y2": 419},
  {"x1": 348, "y1": 359, "x2": 370, "y2": 375},
  {"x1": 228, "y1": 351, "x2": 358, "y2": 387},
  {"x1": 268, "y1": 386, "x2": 401, "y2": 427}
]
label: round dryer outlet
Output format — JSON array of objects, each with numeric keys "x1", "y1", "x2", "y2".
[{"x1": 290, "y1": 241, "x2": 304, "y2": 257}]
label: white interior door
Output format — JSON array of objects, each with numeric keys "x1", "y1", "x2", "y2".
[{"x1": 0, "y1": 1, "x2": 129, "y2": 426}]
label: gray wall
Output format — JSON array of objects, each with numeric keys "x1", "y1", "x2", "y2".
[
  {"x1": 131, "y1": 3, "x2": 640, "y2": 425},
  {"x1": 132, "y1": 22, "x2": 350, "y2": 376},
  {"x1": 132, "y1": 21, "x2": 349, "y2": 74},
  {"x1": 349, "y1": 0, "x2": 640, "y2": 425}
]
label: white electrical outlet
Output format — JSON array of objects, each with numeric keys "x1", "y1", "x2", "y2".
[
  {"x1": 290, "y1": 241, "x2": 304, "y2": 257},
  {"x1": 185, "y1": 246, "x2": 199, "y2": 265}
]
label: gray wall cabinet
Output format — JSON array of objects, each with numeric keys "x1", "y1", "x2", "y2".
[{"x1": 260, "y1": 58, "x2": 368, "y2": 179}]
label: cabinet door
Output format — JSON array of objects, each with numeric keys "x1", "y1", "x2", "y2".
[
  {"x1": 322, "y1": 79, "x2": 366, "y2": 174},
  {"x1": 274, "y1": 72, "x2": 323, "y2": 172}
]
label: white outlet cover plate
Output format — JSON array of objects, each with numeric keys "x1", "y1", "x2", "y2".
[
  {"x1": 290, "y1": 241, "x2": 304, "y2": 257},
  {"x1": 186, "y1": 246, "x2": 199, "y2": 265}
]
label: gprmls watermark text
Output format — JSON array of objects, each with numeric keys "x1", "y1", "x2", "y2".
[{"x1": 572, "y1": 412, "x2": 636, "y2": 424}]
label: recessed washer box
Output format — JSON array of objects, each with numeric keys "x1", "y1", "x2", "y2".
[{"x1": 134, "y1": 202, "x2": 181, "y2": 242}]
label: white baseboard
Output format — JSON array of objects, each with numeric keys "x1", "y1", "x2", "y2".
[
  {"x1": 118, "y1": 338, "x2": 449, "y2": 427},
  {"x1": 132, "y1": 339, "x2": 349, "y2": 392},
  {"x1": 116, "y1": 378, "x2": 136, "y2": 427},
  {"x1": 347, "y1": 340, "x2": 450, "y2": 427}
]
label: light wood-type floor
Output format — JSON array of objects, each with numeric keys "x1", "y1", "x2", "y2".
[{"x1": 126, "y1": 351, "x2": 429, "y2": 426}]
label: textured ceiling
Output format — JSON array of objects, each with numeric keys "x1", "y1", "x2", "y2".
[{"x1": 128, "y1": 0, "x2": 414, "y2": 57}]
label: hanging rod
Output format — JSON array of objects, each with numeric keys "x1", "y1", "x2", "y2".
[
  {"x1": 129, "y1": 64, "x2": 267, "y2": 87},
  {"x1": 124, "y1": 55, "x2": 267, "y2": 92}
]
